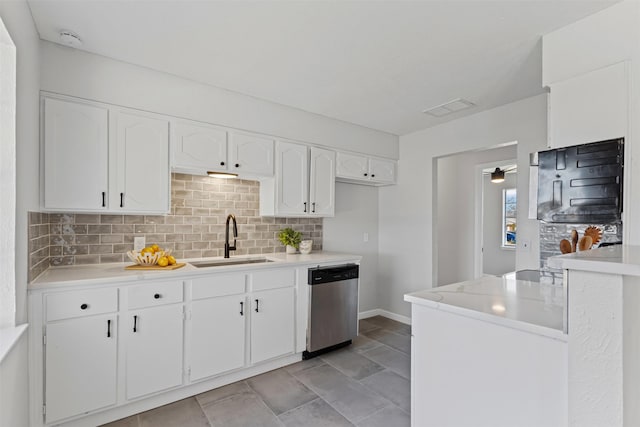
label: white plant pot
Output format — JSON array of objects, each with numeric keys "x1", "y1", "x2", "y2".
[{"x1": 286, "y1": 245, "x2": 297, "y2": 254}]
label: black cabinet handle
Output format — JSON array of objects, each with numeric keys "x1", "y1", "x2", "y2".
[
  {"x1": 120, "y1": 192, "x2": 124, "y2": 208},
  {"x1": 303, "y1": 202, "x2": 307, "y2": 213},
  {"x1": 364, "y1": 173, "x2": 368, "y2": 177},
  {"x1": 154, "y1": 293, "x2": 161, "y2": 299},
  {"x1": 101, "y1": 192, "x2": 106, "y2": 207},
  {"x1": 240, "y1": 301, "x2": 244, "y2": 316},
  {"x1": 107, "y1": 319, "x2": 111, "y2": 338},
  {"x1": 80, "y1": 303, "x2": 88, "y2": 310},
  {"x1": 312, "y1": 202, "x2": 316, "y2": 213},
  {"x1": 235, "y1": 163, "x2": 240, "y2": 168},
  {"x1": 371, "y1": 174, "x2": 375, "y2": 178},
  {"x1": 255, "y1": 299, "x2": 259, "y2": 313},
  {"x1": 220, "y1": 161, "x2": 225, "y2": 166},
  {"x1": 133, "y1": 315, "x2": 138, "y2": 333}
]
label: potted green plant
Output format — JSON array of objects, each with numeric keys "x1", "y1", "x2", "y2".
[{"x1": 278, "y1": 227, "x2": 302, "y2": 254}]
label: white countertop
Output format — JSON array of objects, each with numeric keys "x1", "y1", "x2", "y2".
[
  {"x1": 548, "y1": 244, "x2": 640, "y2": 276},
  {"x1": 404, "y1": 276, "x2": 566, "y2": 341},
  {"x1": 29, "y1": 252, "x2": 361, "y2": 290}
]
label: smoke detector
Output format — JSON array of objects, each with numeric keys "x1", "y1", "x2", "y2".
[
  {"x1": 59, "y1": 30, "x2": 82, "y2": 48},
  {"x1": 422, "y1": 98, "x2": 475, "y2": 117}
]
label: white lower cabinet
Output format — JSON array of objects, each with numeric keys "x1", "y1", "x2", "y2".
[
  {"x1": 251, "y1": 287, "x2": 295, "y2": 364},
  {"x1": 190, "y1": 295, "x2": 246, "y2": 381},
  {"x1": 125, "y1": 304, "x2": 184, "y2": 400},
  {"x1": 45, "y1": 314, "x2": 117, "y2": 423}
]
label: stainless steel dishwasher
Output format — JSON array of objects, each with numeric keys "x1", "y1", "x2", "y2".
[{"x1": 303, "y1": 264, "x2": 359, "y2": 359}]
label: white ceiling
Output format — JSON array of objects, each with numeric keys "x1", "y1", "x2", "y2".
[{"x1": 27, "y1": 0, "x2": 618, "y2": 136}]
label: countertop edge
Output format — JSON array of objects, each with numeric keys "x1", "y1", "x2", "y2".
[
  {"x1": 404, "y1": 291, "x2": 567, "y2": 342},
  {"x1": 29, "y1": 252, "x2": 362, "y2": 290},
  {"x1": 548, "y1": 245, "x2": 640, "y2": 277}
]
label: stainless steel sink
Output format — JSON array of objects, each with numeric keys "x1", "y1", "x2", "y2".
[{"x1": 190, "y1": 258, "x2": 274, "y2": 268}]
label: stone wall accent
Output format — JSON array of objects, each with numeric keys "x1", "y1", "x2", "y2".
[{"x1": 28, "y1": 174, "x2": 323, "y2": 280}]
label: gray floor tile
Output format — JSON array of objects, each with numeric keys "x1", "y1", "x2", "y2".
[
  {"x1": 361, "y1": 370, "x2": 411, "y2": 413},
  {"x1": 362, "y1": 328, "x2": 411, "y2": 354},
  {"x1": 279, "y1": 398, "x2": 354, "y2": 427},
  {"x1": 201, "y1": 392, "x2": 282, "y2": 427},
  {"x1": 349, "y1": 334, "x2": 382, "y2": 354},
  {"x1": 100, "y1": 415, "x2": 139, "y2": 427},
  {"x1": 196, "y1": 380, "x2": 252, "y2": 407},
  {"x1": 320, "y1": 348, "x2": 384, "y2": 380},
  {"x1": 284, "y1": 357, "x2": 326, "y2": 374},
  {"x1": 363, "y1": 316, "x2": 411, "y2": 336},
  {"x1": 139, "y1": 397, "x2": 209, "y2": 427},
  {"x1": 292, "y1": 364, "x2": 391, "y2": 423},
  {"x1": 356, "y1": 405, "x2": 410, "y2": 427},
  {"x1": 247, "y1": 369, "x2": 318, "y2": 415},
  {"x1": 362, "y1": 344, "x2": 410, "y2": 379},
  {"x1": 358, "y1": 319, "x2": 380, "y2": 334}
]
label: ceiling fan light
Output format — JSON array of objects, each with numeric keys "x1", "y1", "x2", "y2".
[{"x1": 490, "y1": 167, "x2": 505, "y2": 183}]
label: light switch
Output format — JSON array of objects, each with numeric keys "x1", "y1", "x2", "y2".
[{"x1": 363, "y1": 232, "x2": 369, "y2": 243}]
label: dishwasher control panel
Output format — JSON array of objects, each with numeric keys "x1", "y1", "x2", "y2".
[{"x1": 308, "y1": 264, "x2": 359, "y2": 285}]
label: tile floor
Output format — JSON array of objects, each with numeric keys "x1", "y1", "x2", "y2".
[{"x1": 103, "y1": 316, "x2": 411, "y2": 427}]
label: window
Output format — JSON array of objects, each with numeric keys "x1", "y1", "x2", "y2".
[{"x1": 502, "y1": 188, "x2": 516, "y2": 247}]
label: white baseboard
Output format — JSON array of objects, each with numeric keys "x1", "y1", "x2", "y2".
[{"x1": 358, "y1": 309, "x2": 411, "y2": 325}]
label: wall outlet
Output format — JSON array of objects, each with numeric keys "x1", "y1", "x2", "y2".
[
  {"x1": 134, "y1": 236, "x2": 145, "y2": 251},
  {"x1": 363, "y1": 232, "x2": 369, "y2": 243}
]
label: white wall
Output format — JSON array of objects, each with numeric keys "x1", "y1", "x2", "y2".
[
  {"x1": 436, "y1": 146, "x2": 517, "y2": 286},
  {"x1": 323, "y1": 182, "x2": 379, "y2": 313},
  {"x1": 379, "y1": 94, "x2": 547, "y2": 317},
  {"x1": 482, "y1": 172, "x2": 517, "y2": 276},
  {"x1": 0, "y1": 327, "x2": 29, "y2": 427},
  {"x1": 40, "y1": 41, "x2": 399, "y2": 159},
  {"x1": 0, "y1": 0, "x2": 41, "y2": 326}
]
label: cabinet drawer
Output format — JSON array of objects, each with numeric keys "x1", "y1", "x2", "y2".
[
  {"x1": 192, "y1": 274, "x2": 246, "y2": 300},
  {"x1": 251, "y1": 269, "x2": 295, "y2": 292},
  {"x1": 46, "y1": 288, "x2": 118, "y2": 322},
  {"x1": 127, "y1": 281, "x2": 183, "y2": 309}
]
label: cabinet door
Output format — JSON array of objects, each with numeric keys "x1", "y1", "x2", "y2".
[
  {"x1": 125, "y1": 305, "x2": 183, "y2": 400},
  {"x1": 228, "y1": 132, "x2": 274, "y2": 176},
  {"x1": 276, "y1": 142, "x2": 309, "y2": 215},
  {"x1": 336, "y1": 152, "x2": 369, "y2": 180},
  {"x1": 43, "y1": 97, "x2": 109, "y2": 211},
  {"x1": 251, "y1": 287, "x2": 295, "y2": 364},
  {"x1": 114, "y1": 111, "x2": 170, "y2": 213},
  {"x1": 173, "y1": 121, "x2": 228, "y2": 172},
  {"x1": 45, "y1": 315, "x2": 117, "y2": 423},
  {"x1": 190, "y1": 295, "x2": 246, "y2": 381},
  {"x1": 369, "y1": 158, "x2": 396, "y2": 183},
  {"x1": 309, "y1": 147, "x2": 335, "y2": 216}
]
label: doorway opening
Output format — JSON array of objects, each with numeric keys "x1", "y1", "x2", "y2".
[{"x1": 435, "y1": 144, "x2": 517, "y2": 286}]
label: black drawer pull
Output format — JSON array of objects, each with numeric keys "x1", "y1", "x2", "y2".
[
  {"x1": 120, "y1": 192, "x2": 124, "y2": 208},
  {"x1": 80, "y1": 303, "x2": 88, "y2": 310},
  {"x1": 133, "y1": 315, "x2": 138, "y2": 333},
  {"x1": 312, "y1": 202, "x2": 316, "y2": 213},
  {"x1": 240, "y1": 301, "x2": 244, "y2": 316},
  {"x1": 154, "y1": 293, "x2": 161, "y2": 299},
  {"x1": 255, "y1": 299, "x2": 259, "y2": 313},
  {"x1": 101, "y1": 192, "x2": 106, "y2": 207},
  {"x1": 303, "y1": 202, "x2": 307, "y2": 213},
  {"x1": 107, "y1": 319, "x2": 111, "y2": 338}
]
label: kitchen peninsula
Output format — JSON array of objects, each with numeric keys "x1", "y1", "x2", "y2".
[{"x1": 405, "y1": 276, "x2": 567, "y2": 427}]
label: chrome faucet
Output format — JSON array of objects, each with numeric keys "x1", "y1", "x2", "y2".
[{"x1": 224, "y1": 214, "x2": 238, "y2": 258}]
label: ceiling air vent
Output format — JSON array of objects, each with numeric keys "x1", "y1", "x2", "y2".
[{"x1": 422, "y1": 98, "x2": 475, "y2": 117}]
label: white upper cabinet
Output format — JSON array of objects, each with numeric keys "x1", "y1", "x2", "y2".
[
  {"x1": 276, "y1": 142, "x2": 309, "y2": 215},
  {"x1": 41, "y1": 94, "x2": 170, "y2": 214},
  {"x1": 113, "y1": 110, "x2": 170, "y2": 213},
  {"x1": 309, "y1": 147, "x2": 336, "y2": 216},
  {"x1": 172, "y1": 120, "x2": 228, "y2": 173},
  {"x1": 228, "y1": 132, "x2": 274, "y2": 177},
  {"x1": 43, "y1": 97, "x2": 109, "y2": 211},
  {"x1": 261, "y1": 141, "x2": 335, "y2": 217},
  {"x1": 336, "y1": 151, "x2": 396, "y2": 185},
  {"x1": 548, "y1": 62, "x2": 628, "y2": 148}
]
